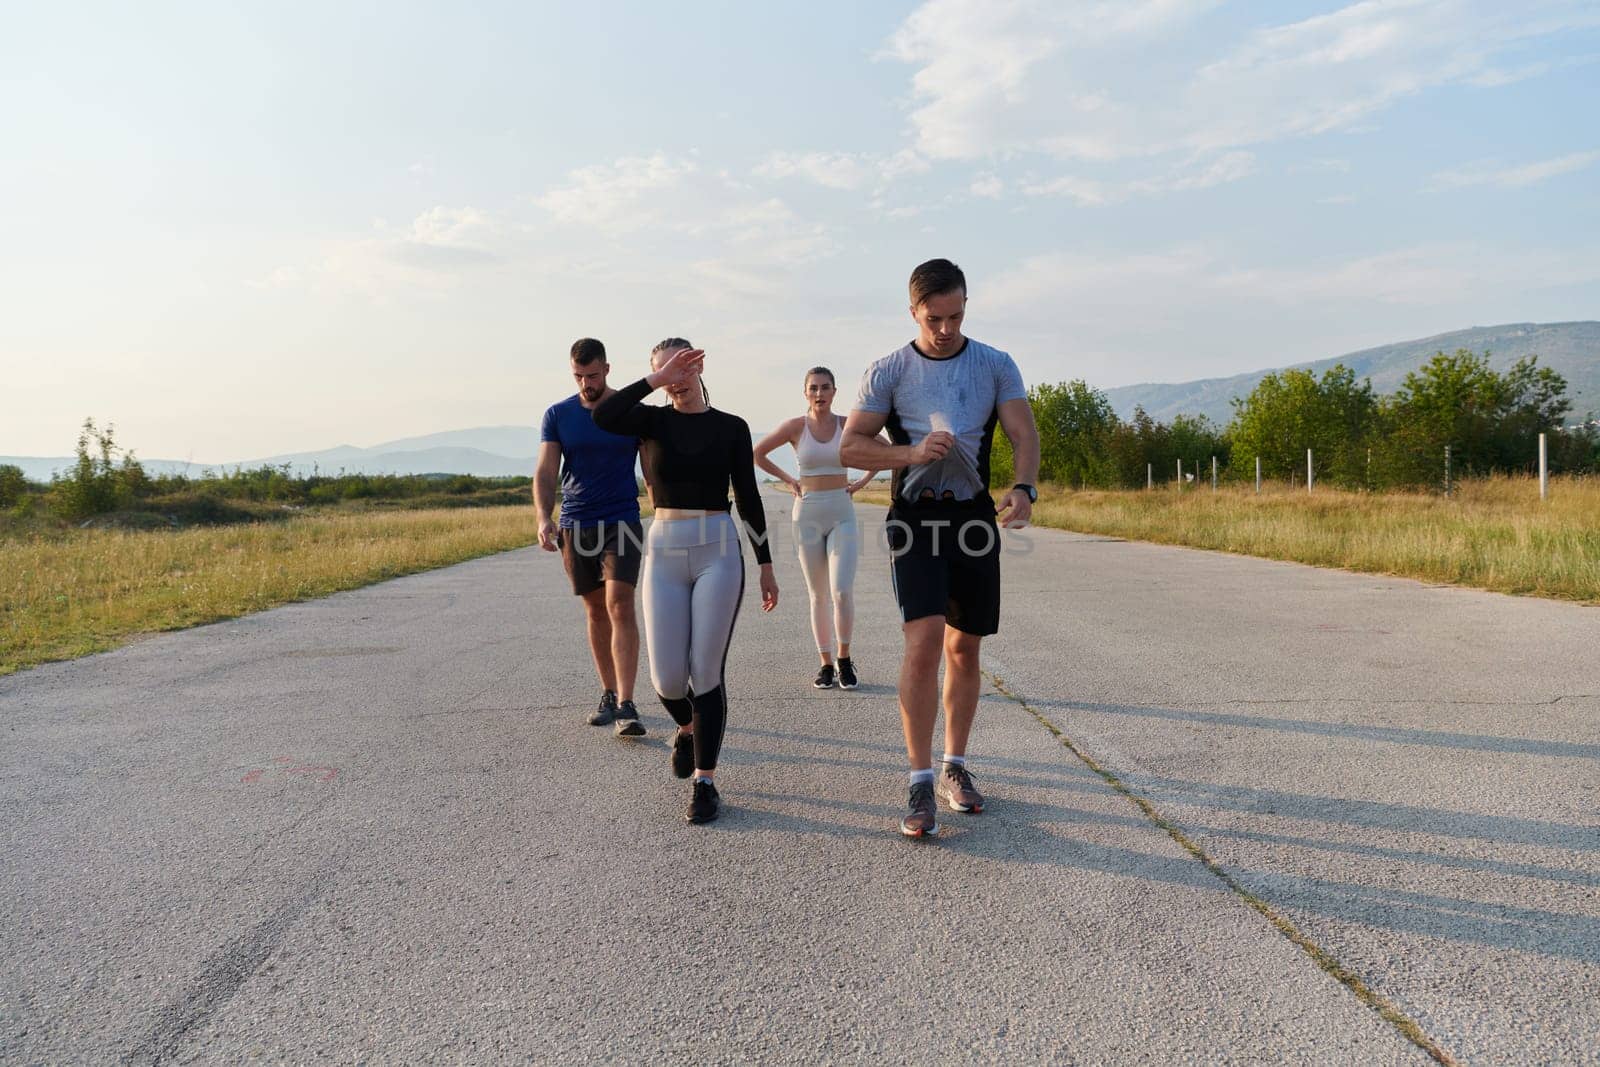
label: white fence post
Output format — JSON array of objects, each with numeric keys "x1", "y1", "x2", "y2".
[
  {"x1": 1306, "y1": 449, "x2": 1314, "y2": 493},
  {"x1": 1255, "y1": 456, "x2": 1261, "y2": 494},
  {"x1": 1177, "y1": 458, "x2": 1182, "y2": 487},
  {"x1": 1444, "y1": 444, "x2": 1452, "y2": 498},
  {"x1": 1147, "y1": 462, "x2": 1153, "y2": 490},
  {"x1": 1211, "y1": 455, "x2": 1217, "y2": 491},
  {"x1": 1539, "y1": 433, "x2": 1548, "y2": 501}
]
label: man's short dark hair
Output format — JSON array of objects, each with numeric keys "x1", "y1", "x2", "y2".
[
  {"x1": 571, "y1": 338, "x2": 607, "y2": 365},
  {"x1": 909, "y1": 259, "x2": 966, "y2": 308}
]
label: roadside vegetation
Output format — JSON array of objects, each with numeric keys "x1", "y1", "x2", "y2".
[
  {"x1": 1, "y1": 420, "x2": 546, "y2": 675},
  {"x1": 988, "y1": 349, "x2": 1599, "y2": 490},
  {"x1": 1, "y1": 507, "x2": 542, "y2": 676},
  {"x1": 1027, "y1": 477, "x2": 1600, "y2": 604}
]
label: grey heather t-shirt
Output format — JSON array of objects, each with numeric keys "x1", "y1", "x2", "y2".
[{"x1": 855, "y1": 338, "x2": 1027, "y2": 502}]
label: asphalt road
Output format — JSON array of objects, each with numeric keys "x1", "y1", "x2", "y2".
[{"x1": 3, "y1": 492, "x2": 1596, "y2": 1064}]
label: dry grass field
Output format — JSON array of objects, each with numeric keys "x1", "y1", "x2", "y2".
[
  {"x1": 1, "y1": 507, "x2": 541, "y2": 676},
  {"x1": 861, "y1": 476, "x2": 1600, "y2": 604}
]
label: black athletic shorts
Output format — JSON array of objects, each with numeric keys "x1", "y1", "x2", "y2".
[
  {"x1": 559, "y1": 519, "x2": 643, "y2": 596},
  {"x1": 885, "y1": 496, "x2": 1001, "y2": 636}
]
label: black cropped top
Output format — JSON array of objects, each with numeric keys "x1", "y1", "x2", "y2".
[{"x1": 592, "y1": 378, "x2": 772, "y2": 565}]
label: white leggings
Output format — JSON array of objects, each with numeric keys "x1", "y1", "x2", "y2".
[
  {"x1": 791, "y1": 488, "x2": 858, "y2": 657},
  {"x1": 642, "y1": 514, "x2": 745, "y2": 700}
]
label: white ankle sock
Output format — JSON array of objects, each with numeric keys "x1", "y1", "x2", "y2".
[
  {"x1": 909, "y1": 768, "x2": 935, "y2": 786},
  {"x1": 942, "y1": 753, "x2": 966, "y2": 767}
]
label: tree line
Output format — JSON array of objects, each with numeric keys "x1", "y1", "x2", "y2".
[{"x1": 991, "y1": 349, "x2": 1598, "y2": 490}]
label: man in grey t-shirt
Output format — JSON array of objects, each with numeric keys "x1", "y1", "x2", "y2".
[{"x1": 842, "y1": 258, "x2": 1041, "y2": 838}]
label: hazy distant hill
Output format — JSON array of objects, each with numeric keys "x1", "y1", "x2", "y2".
[{"x1": 1104, "y1": 322, "x2": 1600, "y2": 426}]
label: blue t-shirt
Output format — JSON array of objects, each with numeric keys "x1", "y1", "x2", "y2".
[{"x1": 539, "y1": 394, "x2": 641, "y2": 527}]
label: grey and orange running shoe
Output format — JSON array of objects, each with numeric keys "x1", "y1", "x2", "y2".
[
  {"x1": 900, "y1": 781, "x2": 939, "y2": 838},
  {"x1": 937, "y1": 762, "x2": 984, "y2": 813}
]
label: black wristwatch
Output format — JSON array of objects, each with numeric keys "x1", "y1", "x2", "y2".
[{"x1": 1012, "y1": 483, "x2": 1038, "y2": 503}]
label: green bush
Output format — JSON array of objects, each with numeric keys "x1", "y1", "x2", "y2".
[{"x1": 0, "y1": 465, "x2": 26, "y2": 508}]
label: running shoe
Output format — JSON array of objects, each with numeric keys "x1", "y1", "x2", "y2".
[
  {"x1": 613, "y1": 700, "x2": 645, "y2": 737},
  {"x1": 900, "y1": 780, "x2": 939, "y2": 838},
  {"x1": 813, "y1": 664, "x2": 836, "y2": 689},
  {"x1": 836, "y1": 657, "x2": 859, "y2": 690},
  {"x1": 587, "y1": 690, "x2": 618, "y2": 726},
  {"x1": 936, "y1": 762, "x2": 984, "y2": 813},
  {"x1": 687, "y1": 778, "x2": 720, "y2": 824},
  {"x1": 670, "y1": 728, "x2": 695, "y2": 779}
]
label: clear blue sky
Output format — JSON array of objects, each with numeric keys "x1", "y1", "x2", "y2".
[{"x1": 4, "y1": 0, "x2": 1597, "y2": 459}]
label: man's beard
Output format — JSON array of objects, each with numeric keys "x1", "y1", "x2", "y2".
[{"x1": 581, "y1": 386, "x2": 603, "y2": 402}]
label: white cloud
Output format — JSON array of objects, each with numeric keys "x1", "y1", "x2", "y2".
[
  {"x1": 973, "y1": 240, "x2": 1600, "y2": 384},
  {"x1": 293, "y1": 206, "x2": 505, "y2": 297},
  {"x1": 882, "y1": 0, "x2": 1597, "y2": 195},
  {"x1": 754, "y1": 149, "x2": 930, "y2": 191},
  {"x1": 1426, "y1": 150, "x2": 1600, "y2": 190},
  {"x1": 1022, "y1": 151, "x2": 1255, "y2": 205},
  {"x1": 531, "y1": 154, "x2": 700, "y2": 230},
  {"x1": 970, "y1": 173, "x2": 1005, "y2": 198},
  {"x1": 755, "y1": 152, "x2": 874, "y2": 190},
  {"x1": 1021, "y1": 174, "x2": 1114, "y2": 206},
  {"x1": 986, "y1": 241, "x2": 1600, "y2": 321}
]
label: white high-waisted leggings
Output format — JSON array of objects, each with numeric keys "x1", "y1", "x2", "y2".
[
  {"x1": 791, "y1": 488, "x2": 858, "y2": 657},
  {"x1": 642, "y1": 513, "x2": 745, "y2": 701}
]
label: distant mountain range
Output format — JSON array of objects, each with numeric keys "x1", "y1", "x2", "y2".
[
  {"x1": 2, "y1": 426, "x2": 539, "y2": 483},
  {"x1": 1104, "y1": 322, "x2": 1600, "y2": 427},
  {"x1": 8, "y1": 323, "x2": 1596, "y2": 481}
]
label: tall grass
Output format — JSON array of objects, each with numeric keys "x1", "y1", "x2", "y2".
[
  {"x1": 1, "y1": 507, "x2": 540, "y2": 676},
  {"x1": 1029, "y1": 475, "x2": 1600, "y2": 603}
]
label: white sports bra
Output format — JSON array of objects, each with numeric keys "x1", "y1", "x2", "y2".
[{"x1": 795, "y1": 415, "x2": 847, "y2": 477}]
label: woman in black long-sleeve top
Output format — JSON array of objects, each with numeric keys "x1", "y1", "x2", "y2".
[{"x1": 593, "y1": 339, "x2": 778, "y2": 824}]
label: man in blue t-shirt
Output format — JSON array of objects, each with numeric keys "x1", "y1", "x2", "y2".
[{"x1": 535, "y1": 338, "x2": 646, "y2": 736}]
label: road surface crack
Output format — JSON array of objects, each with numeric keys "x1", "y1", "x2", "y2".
[{"x1": 986, "y1": 669, "x2": 1459, "y2": 1067}]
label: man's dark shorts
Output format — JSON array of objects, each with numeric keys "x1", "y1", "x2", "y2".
[
  {"x1": 885, "y1": 496, "x2": 1001, "y2": 636},
  {"x1": 559, "y1": 519, "x2": 643, "y2": 596}
]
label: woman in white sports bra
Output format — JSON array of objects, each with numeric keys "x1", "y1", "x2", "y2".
[{"x1": 754, "y1": 367, "x2": 881, "y2": 690}]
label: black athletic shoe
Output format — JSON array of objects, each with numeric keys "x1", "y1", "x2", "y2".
[
  {"x1": 613, "y1": 700, "x2": 645, "y2": 737},
  {"x1": 813, "y1": 664, "x2": 836, "y2": 689},
  {"x1": 687, "y1": 778, "x2": 720, "y2": 824},
  {"x1": 671, "y1": 728, "x2": 695, "y2": 779},
  {"x1": 837, "y1": 658, "x2": 859, "y2": 690},
  {"x1": 588, "y1": 690, "x2": 618, "y2": 726}
]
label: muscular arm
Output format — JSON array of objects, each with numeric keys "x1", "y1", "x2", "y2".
[
  {"x1": 997, "y1": 398, "x2": 1040, "y2": 485},
  {"x1": 753, "y1": 418, "x2": 803, "y2": 492},
  {"x1": 842, "y1": 411, "x2": 947, "y2": 472},
  {"x1": 841, "y1": 410, "x2": 911, "y2": 469},
  {"x1": 995, "y1": 396, "x2": 1040, "y2": 527},
  {"x1": 533, "y1": 441, "x2": 562, "y2": 550}
]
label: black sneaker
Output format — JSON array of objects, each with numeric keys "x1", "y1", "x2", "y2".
[
  {"x1": 813, "y1": 664, "x2": 836, "y2": 689},
  {"x1": 613, "y1": 700, "x2": 645, "y2": 737},
  {"x1": 899, "y1": 780, "x2": 939, "y2": 838},
  {"x1": 837, "y1": 658, "x2": 859, "y2": 690},
  {"x1": 687, "y1": 778, "x2": 720, "y2": 824},
  {"x1": 587, "y1": 690, "x2": 618, "y2": 726},
  {"x1": 671, "y1": 728, "x2": 695, "y2": 779}
]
